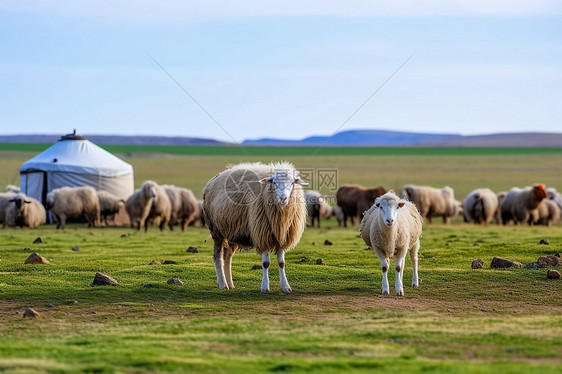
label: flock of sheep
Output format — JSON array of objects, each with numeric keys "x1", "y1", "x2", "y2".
[{"x1": 1, "y1": 162, "x2": 560, "y2": 295}]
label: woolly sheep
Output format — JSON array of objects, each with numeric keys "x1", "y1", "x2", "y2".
[
  {"x1": 189, "y1": 200, "x2": 205, "y2": 227},
  {"x1": 463, "y1": 188, "x2": 499, "y2": 225},
  {"x1": 495, "y1": 191, "x2": 507, "y2": 224},
  {"x1": 532, "y1": 199, "x2": 561, "y2": 226},
  {"x1": 499, "y1": 184, "x2": 547, "y2": 225},
  {"x1": 546, "y1": 187, "x2": 562, "y2": 210},
  {"x1": 46, "y1": 186, "x2": 100, "y2": 229},
  {"x1": 400, "y1": 185, "x2": 460, "y2": 224},
  {"x1": 336, "y1": 184, "x2": 387, "y2": 227},
  {"x1": 5, "y1": 185, "x2": 20, "y2": 193},
  {"x1": 126, "y1": 181, "x2": 171, "y2": 232},
  {"x1": 97, "y1": 190, "x2": 125, "y2": 226},
  {"x1": 305, "y1": 190, "x2": 333, "y2": 228},
  {"x1": 162, "y1": 185, "x2": 198, "y2": 231},
  {"x1": 0, "y1": 192, "x2": 17, "y2": 227},
  {"x1": 5, "y1": 193, "x2": 46, "y2": 228},
  {"x1": 360, "y1": 191, "x2": 423, "y2": 296},
  {"x1": 202, "y1": 162, "x2": 308, "y2": 293}
]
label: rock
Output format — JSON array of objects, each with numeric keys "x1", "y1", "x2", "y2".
[
  {"x1": 24, "y1": 253, "x2": 50, "y2": 264},
  {"x1": 163, "y1": 260, "x2": 177, "y2": 265},
  {"x1": 186, "y1": 246, "x2": 199, "y2": 253},
  {"x1": 72, "y1": 246, "x2": 80, "y2": 251},
  {"x1": 46, "y1": 304, "x2": 55, "y2": 308},
  {"x1": 251, "y1": 264, "x2": 262, "y2": 270},
  {"x1": 23, "y1": 308, "x2": 40, "y2": 318},
  {"x1": 299, "y1": 257, "x2": 313, "y2": 262},
  {"x1": 316, "y1": 258, "x2": 325, "y2": 265},
  {"x1": 539, "y1": 238, "x2": 550, "y2": 245},
  {"x1": 537, "y1": 255, "x2": 560, "y2": 267},
  {"x1": 312, "y1": 242, "x2": 318, "y2": 246},
  {"x1": 471, "y1": 259, "x2": 484, "y2": 269},
  {"x1": 556, "y1": 253, "x2": 561, "y2": 258},
  {"x1": 490, "y1": 257, "x2": 522, "y2": 269},
  {"x1": 143, "y1": 284, "x2": 153, "y2": 288},
  {"x1": 167, "y1": 278, "x2": 184, "y2": 286},
  {"x1": 33, "y1": 237, "x2": 43, "y2": 244},
  {"x1": 92, "y1": 272, "x2": 119, "y2": 286},
  {"x1": 23, "y1": 248, "x2": 31, "y2": 251},
  {"x1": 324, "y1": 240, "x2": 333, "y2": 246},
  {"x1": 547, "y1": 270, "x2": 560, "y2": 279},
  {"x1": 149, "y1": 261, "x2": 162, "y2": 265},
  {"x1": 524, "y1": 262, "x2": 541, "y2": 269},
  {"x1": 120, "y1": 233, "x2": 129, "y2": 238}
]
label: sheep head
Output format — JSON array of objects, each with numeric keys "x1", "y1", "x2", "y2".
[
  {"x1": 533, "y1": 184, "x2": 547, "y2": 202},
  {"x1": 259, "y1": 169, "x2": 308, "y2": 206},
  {"x1": 374, "y1": 191, "x2": 405, "y2": 227},
  {"x1": 9, "y1": 195, "x2": 31, "y2": 212}
]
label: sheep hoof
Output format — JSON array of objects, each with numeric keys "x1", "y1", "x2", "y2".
[
  {"x1": 382, "y1": 290, "x2": 389, "y2": 295},
  {"x1": 282, "y1": 287, "x2": 292, "y2": 294},
  {"x1": 411, "y1": 283, "x2": 419, "y2": 288},
  {"x1": 261, "y1": 288, "x2": 270, "y2": 293},
  {"x1": 396, "y1": 289, "x2": 404, "y2": 296}
]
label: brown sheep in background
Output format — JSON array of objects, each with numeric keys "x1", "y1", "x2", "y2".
[
  {"x1": 399, "y1": 185, "x2": 460, "y2": 224},
  {"x1": 532, "y1": 198, "x2": 560, "y2": 226},
  {"x1": 336, "y1": 184, "x2": 387, "y2": 227},
  {"x1": 97, "y1": 190, "x2": 125, "y2": 226},
  {"x1": 126, "y1": 181, "x2": 171, "y2": 232},
  {"x1": 162, "y1": 185, "x2": 198, "y2": 231}
]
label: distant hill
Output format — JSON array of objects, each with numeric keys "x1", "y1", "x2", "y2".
[
  {"x1": 0, "y1": 134, "x2": 227, "y2": 146},
  {"x1": 419, "y1": 133, "x2": 562, "y2": 147}
]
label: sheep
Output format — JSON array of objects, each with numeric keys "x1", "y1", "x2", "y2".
[
  {"x1": 202, "y1": 162, "x2": 308, "y2": 293},
  {"x1": 499, "y1": 184, "x2": 547, "y2": 225},
  {"x1": 334, "y1": 206, "x2": 344, "y2": 227},
  {"x1": 399, "y1": 185, "x2": 460, "y2": 224},
  {"x1": 189, "y1": 200, "x2": 205, "y2": 227},
  {"x1": 463, "y1": 188, "x2": 499, "y2": 225},
  {"x1": 0, "y1": 192, "x2": 17, "y2": 227},
  {"x1": 305, "y1": 190, "x2": 333, "y2": 228},
  {"x1": 546, "y1": 187, "x2": 562, "y2": 210},
  {"x1": 360, "y1": 191, "x2": 423, "y2": 296},
  {"x1": 495, "y1": 191, "x2": 507, "y2": 224},
  {"x1": 5, "y1": 193, "x2": 46, "y2": 228},
  {"x1": 46, "y1": 186, "x2": 100, "y2": 229},
  {"x1": 532, "y1": 199, "x2": 561, "y2": 226},
  {"x1": 5, "y1": 185, "x2": 20, "y2": 193},
  {"x1": 97, "y1": 190, "x2": 125, "y2": 226},
  {"x1": 125, "y1": 180, "x2": 171, "y2": 232},
  {"x1": 336, "y1": 184, "x2": 387, "y2": 227},
  {"x1": 162, "y1": 185, "x2": 198, "y2": 231}
]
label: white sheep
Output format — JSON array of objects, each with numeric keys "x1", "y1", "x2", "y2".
[
  {"x1": 162, "y1": 185, "x2": 198, "y2": 231},
  {"x1": 532, "y1": 199, "x2": 561, "y2": 226},
  {"x1": 463, "y1": 188, "x2": 499, "y2": 225},
  {"x1": 305, "y1": 190, "x2": 333, "y2": 228},
  {"x1": 0, "y1": 192, "x2": 18, "y2": 227},
  {"x1": 5, "y1": 193, "x2": 46, "y2": 228},
  {"x1": 400, "y1": 185, "x2": 460, "y2": 224},
  {"x1": 189, "y1": 199, "x2": 205, "y2": 227},
  {"x1": 202, "y1": 162, "x2": 308, "y2": 293},
  {"x1": 360, "y1": 191, "x2": 423, "y2": 296},
  {"x1": 546, "y1": 187, "x2": 562, "y2": 210},
  {"x1": 125, "y1": 181, "x2": 171, "y2": 232},
  {"x1": 46, "y1": 186, "x2": 100, "y2": 229},
  {"x1": 97, "y1": 190, "x2": 125, "y2": 226},
  {"x1": 499, "y1": 184, "x2": 547, "y2": 225}
]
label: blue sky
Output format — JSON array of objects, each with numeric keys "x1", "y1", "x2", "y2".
[{"x1": 1, "y1": 1, "x2": 561, "y2": 142}]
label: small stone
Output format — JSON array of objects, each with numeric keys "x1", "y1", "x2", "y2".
[
  {"x1": 299, "y1": 257, "x2": 313, "y2": 262},
  {"x1": 547, "y1": 270, "x2": 560, "y2": 279},
  {"x1": 186, "y1": 246, "x2": 199, "y2": 253},
  {"x1": 537, "y1": 255, "x2": 560, "y2": 267},
  {"x1": 490, "y1": 257, "x2": 523, "y2": 269},
  {"x1": 163, "y1": 260, "x2": 177, "y2": 265},
  {"x1": 72, "y1": 246, "x2": 80, "y2": 251},
  {"x1": 167, "y1": 278, "x2": 184, "y2": 286},
  {"x1": 251, "y1": 264, "x2": 262, "y2": 270},
  {"x1": 473, "y1": 242, "x2": 482, "y2": 247},
  {"x1": 33, "y1": 237, "x2": 43, "y2": 244},
  {"x1": 24, "y1": 253, "x2": 50, "y2": 264},
  {"x1": 149, "y1": 261, "x2": 162, "y2": 265},
  {"x1": 92, "y1": 272, "x2": 119, "y2": 286},
  {"x1": 23, "y1": 308, "x2": 40, "y2": 318},
  {"x1": 546, "y1": 270, "x2": 560, "y2": 279},
  {"x1": 46, "y1": 304, "x2": 55, "y2": 308},
  {"x1": 23, "y1": 247, "x2": 30, "y2": 251},
  {"x1": 316, "y1": 258, "x2": 325, "y2": 265},
  {"x1": 120, "y1": 234, "x2": 129, "y2": 238},
  {"x1": 539, "y1": 238, "x2": 550, "y2": 245},
  {"x1": 312, "y1": 242, "x2": 318, "y2": 246},
  {"x1": 143, "y1": 284, "x2": 153, "y2": 288},
  {"x1": 524, "y1": 262, "x2": 541, "y2": 269},
  {"x1": 471, "y1": 259, "x2": 484, "y2": 269},
  {"x1": 324, "y1": 240, "x2": 333, "y2": 246}
]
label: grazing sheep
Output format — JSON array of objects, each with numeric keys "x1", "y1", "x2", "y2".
[
  {"x1": 360, "y1": 191, "x2": 423, "y2": 296},
  {"x1": 499, "y1": 184, "x2": 547, "y2": 225},
  {"x1": 202, "y1": 162, "x2": 308, "y2": 293},
  {"x1": 463, "y1": 188, "x2": 499, "y2": 225},
  {"x1": 305, "y1": 190, "x2": 333, "y2": 228},
  {"x1": 189, "y1": 200, "x2": 205, "y2": 227},
  {"x1": 162, "y1": 185, "x2": 198, "y2": 231},
  {"x1": 400, "y1": 185, "x2": 460, "y2": 224},
  {"x1": 532, "y1": 199, "x2": 561, "y2": 226},
  {"x1": 5, "y1": 185, "x2": 20, "y2": 193},
  {"x1": 0, "y1": 192, "x2": 17, "y2": 227},
  {"x1": 336, "y1": 184, "x2": 387, "y2": 227},
  {"x1": 546, "y1": 187, "x2": 562, "y2": 210},
  {"x1": 334, "y1": 206, "x2": 344, "y2": 227},
  {"x1": 97, "y1": 190, "x2": 125, "y2": 226},
  {"x1": 5, "y1": 193, "x2": 46, "y2": 228},
  {"x1": 46, "y1": 186, "x2": 100, "y2": 229},
  {"x1": 495, "y1": 191, "x2": 507, "y2": 224},
  {"x1": 126, "y1": 181, "x2": 171, "y2": 232}
]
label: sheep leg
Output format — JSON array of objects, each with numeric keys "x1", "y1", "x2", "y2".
[
  {"x1": 261, "y1": 252, "x2": 270, "y2": 293},
  {"x1": 410, "y1": 239, "x2": 420, "y2": 288},
  {"x1": 343, "y1": 212, "x2": 348, "y2": 228},
  {"x1": 376, "y1": 252, "x2": 390, "y2": 295},
  {"x1": 394, "y1": 255, "x2": 406, "y2": 296},
  {"x1": 223, "y1": 244, "x2": 237, "y2": 289},
  {"x1": 213, "y1": 240, "x2": 229, "y2": 290},
  {"x1": 277, "y1": 250, "x2": 292, "y2": 293}
]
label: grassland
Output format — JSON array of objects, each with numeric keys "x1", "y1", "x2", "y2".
[{"x1": 0, "y1": 146, "x2": 561, "y2": 373}]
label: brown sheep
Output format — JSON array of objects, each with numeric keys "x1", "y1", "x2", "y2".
[
  {"x1": 126, "y1": 181, "x2": 171, "y2": 231},
  {"x1": 162, "y1": 185, "x2": 198, "y2": 231},
  {"x1": 336, "y1": 184, "x2": 387, "y2": 227}
]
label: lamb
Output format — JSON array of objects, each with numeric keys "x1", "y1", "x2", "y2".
[
  {"x1": 399, "y1": 185, "x2": 460, "y2": 224},
  {"x1": 463, "y1": 188, "x2": 499, "y2": 225},
  {"x1": 5, "y1": 185, "x2": 20, "y2": 193},
  {"x1": 202, "y1": 162, "x2": 308, "y2": 293},
  {"x1": 125, "y1": 180, "x2": 171, "y2": 232},
  {"x1": 499, "y1": 184, "x2": 547, "y2": 225},
  {"x1": 162, "y1": 185, "x2": 198, "y2": 231},
  {"x1": 46, "y1": 186, "x2": 100, "y2": 229},
  {"x1": 360, "y1": 191, "x2": 423, "y2": 296},
  {"x1": 0, "y1": 192, "x2": 17, "y2": 227},
  {"x1": 97, "y1": 190, "x2": 125, "y2": 226},
  {"x1": 532, "y1": 199, "x2": 561, "y2": 226},
  {"x1": 336, "y1": 184, "x2": 387, "y2": 227},
  {"x1": 305, "y1": 190, "x2": 333, "y2": 228},
  {"x1": 5, "y1": 193, "x2": 46, "y2": 228}
]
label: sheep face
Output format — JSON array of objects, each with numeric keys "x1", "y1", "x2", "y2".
[
  {"x1": 9, "y1": 196, "x2": 30, "y2": 212},
  {"x1": 375, "y1": 197, "x2": 405, "y2": 227},
  {"x1": 142, "y1": 183, "x2": 157, "y2": 200},
  {"x1": 260, "y1": 170, "x2": 308, "y2": 206}
]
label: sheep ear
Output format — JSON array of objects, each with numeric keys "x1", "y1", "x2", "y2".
[
  {"x1": 294, "y1": 178, "x2": 309, "y2": 186},
  {"x1": 375, "y1": 202, "x2": 380, "y2": 208},
  {"x1": 259, "y1": 177, "x2": 273, "y2": 184},
  {"x1": 398, "y1": 202, "x2": 405, "y2": 208},
  {"x1": 24, "y1": 200, "x2": 31, "y2": 204}
]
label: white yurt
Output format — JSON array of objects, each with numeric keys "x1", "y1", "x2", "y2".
[{"x1": 19, "y1": 131, "x2": 134, "y2": 207}]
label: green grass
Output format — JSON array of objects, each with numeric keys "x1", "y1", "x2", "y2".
[{"x1": 0, "y1": 223, "x2": 561, "y2": 373}]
